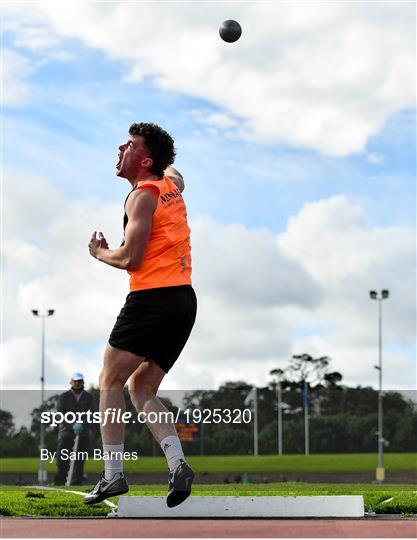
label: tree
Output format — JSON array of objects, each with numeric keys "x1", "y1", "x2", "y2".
[
  {"x1": 391, "y1": 412, "x2": 417, "y2": 451},
  {"x1": 0, "y1": 410, "x2": 15, "y2": 457},
  {"x1": 286, "y1": 354, "x2": 335, "y2": 387},
  {"x1": 13, "y1": 427, "x2": 38, "y2": 457},
  {"x1": 269, "y1": 354, "x2": 343, "y2": 417},
  {"x1": 0, "y1": 409, "x2": 15, "y2": 438},
  {"x1": 323, "y1": 372, "x2": 343, "y2": 387}
]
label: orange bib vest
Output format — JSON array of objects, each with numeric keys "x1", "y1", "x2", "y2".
[{"x1": 123, "y1": 177, "x2": 192, "y2": 291}]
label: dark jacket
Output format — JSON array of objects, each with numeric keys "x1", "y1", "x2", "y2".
[{"x1": 56, "y1": 389, "x2": 96, "y2": 438}]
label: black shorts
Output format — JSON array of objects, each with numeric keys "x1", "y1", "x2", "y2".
[{"x1": 108, "y1": 285, "x2": 197, "y2": 373}]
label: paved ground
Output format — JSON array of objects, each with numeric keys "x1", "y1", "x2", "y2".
[{"x1": 2, "y1": 518, "x2": 417, "y2": 538}]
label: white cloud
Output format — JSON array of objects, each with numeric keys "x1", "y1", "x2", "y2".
[
  {"x1": 190, "y1": 109, "x2": 239, "y2": 129},
  {"x1": 278, "y1": 196, "x2": 415, "y2": 308},
  {"x1": 277, "y1": 195, "x2": 416, "y2": 388},
  {"x1": 3, "y1": 2, "x2": 415, "y2": 156},
  {"x1": 3, "y1": 177, "x2": 127, "y2": 343},
  {"x1": 3, "y1": 4, "x2": 59, "y2": 51},
  {"x1": 292, "y1": 333, "x2": 416, "y2": 392},
  {"x1": 2, "y1": 48, "x2": 34, "y2": 106},
  {"x1": 1, "y1": 335, "x2": 104, "y2": 394},
  {"x1": 191, "y1": 217, "x2": 321, "y2": 309}
]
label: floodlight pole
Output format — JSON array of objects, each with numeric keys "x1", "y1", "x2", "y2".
[
  {"x1": 304, "y1": 381, "x2": 309, "y2": 455},
  {"x1": 32, "y1": 309, "x2": 54, "y2": 484},
  {"x1": 369, "y1": 290, "x2": 389, "y2": 484},
  {"x1": 277, "y1": 381, "x2": 283, "y2": 455},
  {"x1": 254, "y1": 387, "x2": 259, "y2": 456}
]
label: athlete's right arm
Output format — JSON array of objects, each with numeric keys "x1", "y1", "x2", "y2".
[
  {"x1": 88, "y1": 188, "x2": 157, "y2": 270},
  {"x1": 164, "y1": 166, "x2": 184, "y2": 192}
]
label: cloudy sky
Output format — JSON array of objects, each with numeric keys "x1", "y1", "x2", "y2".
[{"x1": 2, "y1": 1, "x2": 416, "y2": 395}]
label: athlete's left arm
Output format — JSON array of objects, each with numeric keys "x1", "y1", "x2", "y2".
[
  {"x1": 88, "y1": 188, "x2": 158, "y2": 270},
  {"x1": 164, "y1": 166, "x2": 184, "y2": 192}
]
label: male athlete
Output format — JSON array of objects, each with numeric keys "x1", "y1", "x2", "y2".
[{"x1": 85, "y1": 123, "x2": 197, "y2": 507}]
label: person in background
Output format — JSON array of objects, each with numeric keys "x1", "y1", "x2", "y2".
[{"x1": 54, "y1": 373, "x2": 95, "y2": 485}]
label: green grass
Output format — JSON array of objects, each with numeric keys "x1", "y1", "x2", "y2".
[
  {"x1": 0, "y1": 483, "x2": 416, "y2": 517},
  {"x1": 2, "y1": 453, "x2": 416, "y2": 474},
  {"x1": 0, "y1": 487, "x2": 108, "y2": 517}
]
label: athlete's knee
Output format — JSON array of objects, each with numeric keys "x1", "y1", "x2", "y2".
[
  {"x1": 128, "y1": 380, "x2": 157, "y2": 410},
  {"x1": 99, "y1": 367, "x2": 125, "y2": 389}
]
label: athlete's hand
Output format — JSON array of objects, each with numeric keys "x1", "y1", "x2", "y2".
[
  {"x1": 97, "y1": 232, "x2": 109, "y2": 249},
  {"x1": 88, "y1": 231, "x2": 108, "y2": 258}
]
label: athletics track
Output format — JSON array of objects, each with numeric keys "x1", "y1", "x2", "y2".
[{"x1": 1, "y1": 517, "x2": 417, "y2": 538}]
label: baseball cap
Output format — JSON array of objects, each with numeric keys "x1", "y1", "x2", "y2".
[{"x1": 71, "y1": 372, "x2": 84, "y2": 381}]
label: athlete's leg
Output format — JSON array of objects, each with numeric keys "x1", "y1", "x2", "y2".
[
  {"x1": 128, "y1": 359, "x2": 189, "y2": 476},
  {"x1": 127, "y1": 359, "x2": 174, "y2": 442},
  {"x1": 85, "y1": 345, "x2": 144, "y2": 504},
  {"x1": 128, "y1": 359, "x2": 194, "y2": 507},
  {"x1": 99, "y1": 344, "x2": 146, "y2": 444}
]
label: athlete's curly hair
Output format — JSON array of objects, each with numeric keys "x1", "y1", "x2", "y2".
[{"x1": 128, "y1": 122, "x2": 176, "y2": 178}]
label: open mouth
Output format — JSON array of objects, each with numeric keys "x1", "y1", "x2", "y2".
[{"x1": 116, "y1": 155, "x2": 122, "y2": 169}]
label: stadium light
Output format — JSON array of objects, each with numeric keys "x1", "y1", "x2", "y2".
[
  {"x1": 32, "y1": 309, "x2": 55, "y2": 484},
  {"x1": 369, "y1": 290, "x2": 389, "y2": 484}
]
